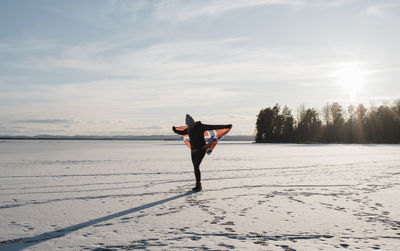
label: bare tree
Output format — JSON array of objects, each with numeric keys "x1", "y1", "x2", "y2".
[
  {"x1": 322, "y1": 103, "x2": 331, "y2": 126},
  {"x1": 297, "y1": 103, "x2": 306, "y2": 126},
  {"x1": 348, "y1": 105, "x2": 355, "y2": 120}
]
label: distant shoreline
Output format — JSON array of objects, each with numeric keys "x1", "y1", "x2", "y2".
[{"x1": 0, "y1": 135, "x2": 254, "y2": 141}]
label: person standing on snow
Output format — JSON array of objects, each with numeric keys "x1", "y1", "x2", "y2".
[{"x1": 172, "y1": 114, "x2": 232, "y2": 192}]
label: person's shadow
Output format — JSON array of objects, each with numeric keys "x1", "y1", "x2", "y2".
[{"x1": 0, "y1": 191, "x2": 193, "y2": 250}]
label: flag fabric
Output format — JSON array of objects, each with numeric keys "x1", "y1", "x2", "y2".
[{"x1": 175, "y1": 126, "x2": 231, "y2": 155}]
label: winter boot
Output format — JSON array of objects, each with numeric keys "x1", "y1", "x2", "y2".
[{"x1": 192, "y1": 182, "x2": 202, "y2": 192}]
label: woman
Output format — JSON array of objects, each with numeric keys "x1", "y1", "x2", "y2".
[{"x1": 173, "y1": 114, "x2": 232, "y2": 192}]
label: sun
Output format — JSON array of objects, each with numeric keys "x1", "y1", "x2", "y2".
[{"x1": 336, "y1": 65, "x2": 367, "y2": 99}]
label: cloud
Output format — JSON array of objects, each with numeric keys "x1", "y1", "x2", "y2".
[
  {"x1": 0, "y1": 125, "x2": 68, "y2": 135},
  {"x1": 364, "y1": 3, "x2": 398, "y2": 17},
  {"x1": 2, "y1": 37, "x2": 383, "y2": 131},
  {"x1": 154, "y1": 0, "x2": 299, "y2": 23},
  {"x1": 0, "y1": 129, "x2": 22, "y2": 134},
  {"x1": 110, "y1": 1, "x2": 149, "y2": 14},
  {"x1": 11, "y1": 119, "x2": 76, "y2": 124},
  {"x1": 8, "y1": 37, "x2": 348, "y2": 87},
  {"x1": 128, "y1": 126, "x2": 163, "y2": 130},
  {"x1": 153, "y1": 0, "x2": 358, "y2": 23},
  {"x1": 0, "y1": 40, "x2": 58, "y2": 54}
]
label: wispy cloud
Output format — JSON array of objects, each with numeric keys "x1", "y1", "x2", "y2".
[
  {"x1": 11, "y1": 119, "x2": 76, "y2": 124},
  {"x1": 8, "y1": 37, "x2": 353, "y2": 86},
  {"x1": 128, "y1": 126, "x2": 163, "y2": 130},
  {"x1": 154, "y1": 0, "x2": 298, "y2": 23},
  {"x1": 364, "y1": 3, "x2": 398, "y2": 17},
  {"x1": 153, "y1": 0, "x2": 357, "y2": 22},
  {"x1": 1, "y1": 36, "x2": 384, "y2": 122},
  {"x1": 1, "y1": 33, "x2": 389, "y2": 137},
  {"x1": 0, "y1": 40, "x2": 58, "y2": 54}
]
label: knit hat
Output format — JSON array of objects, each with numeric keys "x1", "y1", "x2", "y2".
[{"x1": 185, "y1": 114, "x2": 195, "y2": 126}]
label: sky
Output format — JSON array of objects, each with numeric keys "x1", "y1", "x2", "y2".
[{"x1": 0, "y1": 0, "x2": 399, "y2": 136}]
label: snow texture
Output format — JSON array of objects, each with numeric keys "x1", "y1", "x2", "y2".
[{"x1": 0, "y1": 140, "x2": 399, "y2": 250}]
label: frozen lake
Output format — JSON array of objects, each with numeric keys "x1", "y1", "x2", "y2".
[{"x1": 0, "y1": 140, "x2": 399, "y2": 250}]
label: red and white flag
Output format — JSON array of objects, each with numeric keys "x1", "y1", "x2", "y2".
[{"x1": 175, "y1": 126, "x2": 231, "y2": 155}]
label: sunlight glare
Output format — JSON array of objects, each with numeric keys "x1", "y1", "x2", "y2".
[{"x1": 336, "y1": 65, "x2": 367, "y2": 99}]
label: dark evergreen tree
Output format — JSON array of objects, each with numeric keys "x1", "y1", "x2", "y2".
[
  {"x1": 281, "y1": 106, "x2": 295, "y2": 142},
  {"x1": 296, "y1": 108, "x2": 321, "y2": 142},
  {"x1": 255, "y1": 107, "x2": 275, "y2": 143},
  {"x1": 255, "y1": 104, "x2": 295, "y2": 143}
]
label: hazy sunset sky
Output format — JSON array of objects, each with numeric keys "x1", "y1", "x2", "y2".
[{"x1": 1, "y1": 0, "x2": 399, "y2": 136}]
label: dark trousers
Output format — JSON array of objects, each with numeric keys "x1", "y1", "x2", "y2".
[{"x1": 191, "y1": 148, "x2": 206, "y2": 183}]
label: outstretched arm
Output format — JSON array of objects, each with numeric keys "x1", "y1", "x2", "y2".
[
  {"x1": 172, "y1": 126, "x2": 188, "y2": 135},
  {"x1": 202, "y1": 124, "x2": 232, "y2": 131}
]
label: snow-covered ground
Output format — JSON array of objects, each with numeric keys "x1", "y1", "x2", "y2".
[{"x1": 0, "y1": 140, "x2": 399, "y2": 250}]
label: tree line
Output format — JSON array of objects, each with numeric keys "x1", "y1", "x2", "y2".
[{"x1": 255, "y1": 100, "x2": 400, "y2": 143}]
